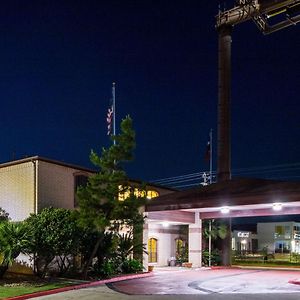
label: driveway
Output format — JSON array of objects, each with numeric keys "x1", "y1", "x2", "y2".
[
  {"x1": 32, "y1": 267, "x2": 300, "y2": 300},
  {"x1": 108, "y1": 267, "x2": 300, "y2": 294}
]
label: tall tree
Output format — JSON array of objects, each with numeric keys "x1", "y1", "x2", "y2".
[{"x1": 77, "y1": 116, "x2": 144, "y2": 278}]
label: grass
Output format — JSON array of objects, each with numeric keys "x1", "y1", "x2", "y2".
[{"x1": 0, "y1": 274, "x2": 78, "y2": 299}]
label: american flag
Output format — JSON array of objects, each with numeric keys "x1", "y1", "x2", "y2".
[{"x1": 107, "y1": 105, "x2": 113, "y2": 135}]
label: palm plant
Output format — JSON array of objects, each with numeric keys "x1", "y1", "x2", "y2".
[
  {"x1": 202, "y1": 219, "x2": 228, "y2": 266},
  {"x1": 0, "y1": 221, "x2": 29, "y2": 278},
  {"x1": 203, "y1": 219, "x2": 227, "y2": 241}
]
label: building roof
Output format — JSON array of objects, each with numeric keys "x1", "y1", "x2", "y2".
[
  {"x1": 145, "y1": 178, "x2": 300, "y2": 212},
  {"x1": 0, "y1": 156, "x2": 96, "y2": 173}
]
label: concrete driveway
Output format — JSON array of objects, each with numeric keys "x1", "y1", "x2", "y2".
[
  {"x1": 32, "y1": 267, "x2": 300, "y2": 300},
  {"x1": 108, "y1": 267, "x2": 300, "y2": 294}
]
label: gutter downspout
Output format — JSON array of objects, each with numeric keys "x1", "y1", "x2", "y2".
[{"x1": 32, "y1": 159, "x2": 38, "y2": 214}]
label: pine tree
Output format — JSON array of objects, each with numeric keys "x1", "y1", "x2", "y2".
[{"x1": 77, "y1": 116, "x2": 144, "y2": 278}]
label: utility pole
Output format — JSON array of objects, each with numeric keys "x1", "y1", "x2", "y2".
[
  {"x1": 215, "y1": 0, "x2": 300, "y2": 266},
  {"x1": 216, "y1": 0, "x2": 300, "y2": 183}
]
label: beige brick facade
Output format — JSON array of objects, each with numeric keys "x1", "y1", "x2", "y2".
[
  {"x1": 37, "y1": 160, "x2": 91, "y2": 211},
  {"x1": 0, "y1": 161, "x2": 35, "y2": 221},
  {"x1": 0, "y1": 156, "x2": 174, "y2": 222},
  {"x1": 0, "y1": 157, "x2": 93, "y2": 221}
]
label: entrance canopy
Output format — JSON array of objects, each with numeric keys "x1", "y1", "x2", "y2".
[{"x1": 146, "y1": 178, "x2": 300, "y2": 221}]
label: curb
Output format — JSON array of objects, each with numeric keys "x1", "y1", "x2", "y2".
[
  {"x1": 288, "y1": 279, "x2": 300, "y2": 285},
  {"x1": 210, "y1": 265, "x2": 300, "y2": 271},
  {"x1": 209, "y1": 266, "x2": 233, "y2": 270},
  {"x1": 7, "y1": 272, "x2": 153, "y2": 300}
]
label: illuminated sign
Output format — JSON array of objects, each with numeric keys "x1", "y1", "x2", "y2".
[{"x1": 237, "y1": 232, "x2": 250, "y2": 238}]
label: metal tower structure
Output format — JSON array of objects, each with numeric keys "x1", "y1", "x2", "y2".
[{"x1": 216, "y1": 0, "x2": 300, "y2": 182}]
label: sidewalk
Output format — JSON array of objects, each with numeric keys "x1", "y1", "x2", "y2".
[{"x1": 7, "y1": 272, "x2": 153, "y2": 300}]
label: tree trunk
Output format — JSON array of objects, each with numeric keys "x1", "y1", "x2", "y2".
[
  {"x1": 82, "y1": 235, "x2": 103, "y2": 279},
  {"x1": 221, "y1": 219, "x2": 232, "y2": 266}
]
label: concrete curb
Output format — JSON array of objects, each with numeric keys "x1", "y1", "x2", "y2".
[
  {"x1": 288, "y1": 279, "x2": 300, "y2": 285},
  {"x1": 211, "y1": 265, "x2": 300, "y2": 271},
  {"x1": 7, "y1": 272, "x2": 153, "y2": 300}
]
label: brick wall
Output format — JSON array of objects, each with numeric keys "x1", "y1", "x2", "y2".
[
  {"x1": 37, "y1": 160, "x2": 91, "y2": 211},
  {"x1": 0, "y1": 162, "x2": 35, "y2": 221}
]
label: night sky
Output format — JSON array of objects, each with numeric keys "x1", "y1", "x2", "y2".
[{"x1": 1, "y1": 1, "x2": 299, "y2": 182}]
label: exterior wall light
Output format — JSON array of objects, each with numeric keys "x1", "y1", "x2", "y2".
[
  {"x1": 220, "y1": 206, "x2": 230, "y2": 214},
  {"x1": 272, "y1": 203, "x2": 282, "y2": 211}
]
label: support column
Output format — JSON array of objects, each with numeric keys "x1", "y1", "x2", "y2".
[
  {"x1": 142, "y1": 213, "x2": 149, "y2": 272},
  {"x1": 217, "y1": 25, "x2": 232, "y2": 182},
  {"x1": 188, "y1": 212, "x2": 202, "y2": 268},
  {"x1": 221, "y1": 218, "x2": 232, "y2": 266}
]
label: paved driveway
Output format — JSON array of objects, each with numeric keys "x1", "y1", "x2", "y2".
[
  {"x1": 33, "y1": 267, "x2": 300, "y2": 300},
  {"x1": 109, "y1": 267, "x2": 300, "y2": 295}
]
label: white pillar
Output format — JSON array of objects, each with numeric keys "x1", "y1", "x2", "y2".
[
  {"x1": 142, "y1": 213, "x2": 149, "y2": 272},
  {"x1": 188, "y1": 212, "x2": 202, "y2": 268}
]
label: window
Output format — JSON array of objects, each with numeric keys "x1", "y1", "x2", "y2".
[
  {"x1": 175, "y1": 238, "x2": 187, "y2": 262},
  {"x1": 175, "y1": 238, "x2": 184, "y2": 256},
  {"x1": 275, "y1": 241, "x2": 290, "y2": 253},
  {"x1": 275, "y1": 225, "x2": 291, "y2": 239},
  {"x1": 74, "y1": 174, "x2": 88, "y2": 207},
  {"x1": 148, "y1": 238, "x2": 158, "y2": 263},
  {"x1": 146, "y1": 190, "x2": 159, "y2": 199},
  {"x1": 275, "y1": 226, "x2": 284, "y2": 237},
  {"x1": 118, "y1": 186, "x2": 159, "y2": 201}
]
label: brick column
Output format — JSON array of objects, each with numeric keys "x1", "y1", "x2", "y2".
[
  {"x1": 142, "y1": 213, "x2": 149, "y2": 272},
  {"x1": 188, "y1": 212, "x2": 202, "y2": 268}
]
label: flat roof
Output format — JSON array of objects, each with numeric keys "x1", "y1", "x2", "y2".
[
  {"x1": 0, "y1": 156, "x2": 96, "y2": 173},
  {"x1": 0, "y1": 156, "x2": 175, "y2": 192}
]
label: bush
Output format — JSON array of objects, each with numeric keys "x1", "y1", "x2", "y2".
[
  {"x1": 121, "y1": 258, "x2": 143, "y2": 274},
  {"x1": 291, "y1": 252, "x2": 300, "y2": 263},
  {"x1": 24, "y1": 208, "x2": 81, "y2": 278},
  {"x1": 94, "y1": 259, "x2": 117, "y2": 278},
  {"x1": 202, "y1": 249, "x2": 222, "y2": 266}
]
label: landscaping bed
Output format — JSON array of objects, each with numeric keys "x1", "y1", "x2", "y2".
[{"x1": 232, "y1": 260, "x2": 300, "y2": 268}]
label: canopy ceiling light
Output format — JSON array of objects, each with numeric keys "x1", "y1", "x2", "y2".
[
  {"x1": 220, "y1": 206, "x2": 230, "y2": 214},
  {"x1": 162, "y1": 222, "x2": 170, "y2": 228},
  {"x1": 272, "y1": 203, "x2": 283, "y2": 211}
]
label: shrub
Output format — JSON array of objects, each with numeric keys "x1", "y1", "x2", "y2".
[
  {"x1": 120, "y1": 258, "x2": 143, "y2": 274},
  {"x1": 92, "y1": 259, "x2": 118, "y2": 278},
  {"x1": 202, "y1": 249, "x2": 222, "y2": 266},
  {"x1": 0, "y1": 221, "x2": 29, "y2": 278},
  {"x1": 24, "y1": 208, "x2": 81, "y2": 278}
]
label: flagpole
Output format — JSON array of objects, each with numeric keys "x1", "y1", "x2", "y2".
[
  {"x1": 208, "y1": 220, "x2": 212, "y2": 267},
  {"x1": 210, "y1": 128, "x2": 213, "y2": 184},
  {"x1": 112, "y1": 82, "x2": 116, "y2": 145}
]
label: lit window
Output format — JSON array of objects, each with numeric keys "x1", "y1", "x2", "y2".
[
  {"x1": 146, "y1": 190, "x2": 159, "y2": 199},
  {"x1": 118, "y1": 186, "x2": 159, "y2": 201},
  {"x1": 148, "y1": 238, "x2": 158, "y2": 263}
]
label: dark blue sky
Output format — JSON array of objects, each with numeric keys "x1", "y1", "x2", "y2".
[{"x1": 0, "y1": 1, "x2": 299, "y2": 181}]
